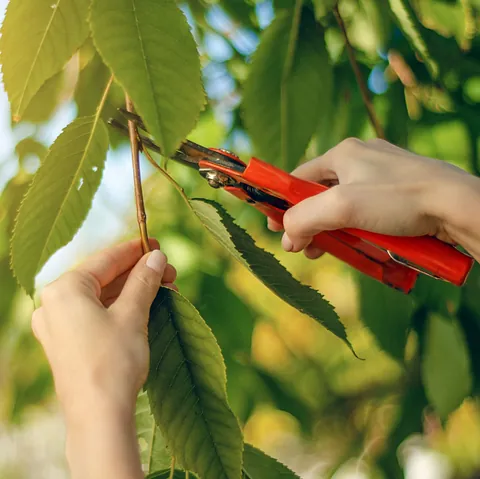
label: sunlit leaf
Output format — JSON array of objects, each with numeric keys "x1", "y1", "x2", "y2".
[
  {"x1": 11, "y1": 116, "x2": 109, "y2": 295},
  {"x1": 358, "y1": 274, "x2": 415, "y2": 361},
  {"x1": 22, "y1": 70, "x2": 65, "y2": 124},
  {"x1": 0, "y1": 0, "x2": 89, "y2": 120},
  {"x1": 243, "y1": 7, "x2": 333, "y2": 170},
  {"x1": 190, "y1": 199, "x2": 353, "y2": 353},
  {"x1": 147, "y1": 288, "x2": 243, "y2": 479},
  {"x1": 312, "y1": 0, "x2": 337, "y2": 20},
  {"x1": 422, "y1": 314, "x2": 472, "y2": 420},
  {"x1": 388, "y1": 0, "x2": 440, "y2": 78},
  {"x1": 136, "y1": 391, "x2": 171, "y2": 474},
  {"x1": 243, "y1": 444, "x2": 300, "y2": 478},
  {"x1": 90, "y1": 0, "x2": 205, "y2": 157}
]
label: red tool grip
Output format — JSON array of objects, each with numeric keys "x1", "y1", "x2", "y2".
[{"x1": 239, "y1": 157, "x2": 473, "y2": 288}]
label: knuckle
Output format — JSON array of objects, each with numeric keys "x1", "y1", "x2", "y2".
[
  {"x1": 133, "y1": 271, "x2": 156, "y2": 291},
  {"x1": 338, "y1": 137, "x2": 364, "y2": 153}
]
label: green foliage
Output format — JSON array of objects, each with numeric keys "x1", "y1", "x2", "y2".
[
  {"x1": 190, "y1": 198, "x2": 352, "y2": 351},
  {"x1": 136, "y1": 391, "x2": 171, "y2": 473},
  {"x1": 11, "y1": 115, "x2": 109, "y2": 295},
  {"x1": 147, "y1": 288, "x2": 243, "y2": 479},
  {"x1": 242, "y1": 443, "x2": 300, "y2": 478},
  {"x1": 90, "y1": 0, "x2": 205, "y2": 157},
  {"x1": 388, "y1": 0, "x2": 440, "y2": 78},
  {"x1": 413, "y1": 275, "x2": 461, "y2": 317},
  {"x1": 242, "y1": 7, "x2": 333, "y2": 170},
  {"x1": 1, "y1": 0, "x2": 480, "y2": 477},
  {"x1": 358, "y1": 274, "x2": 415, "y2": 361},
  {"x1": 147, "y1": 470, "x2": 197, "y2": 479},
  {"x1": 422, "y1": 314, "x2": 473, "y2": 420},
  {"x1": 0, "y1": 0, "x2": 89, "y2": 120}
]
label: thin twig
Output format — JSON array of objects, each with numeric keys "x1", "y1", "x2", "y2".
[
  {"x1": 333, "y1": 5, "x2": 386, "y2": 139},
  {"x1": 125, "y1": 94, "x2": 151, "y2": 254},
  {"x1": 185, "y1": 472, "x2": 190, "y2": 478},
  {"x1": 169, "y1": 457, "x2": 176, "y2": 479},
  {"x1": 141, "y1": 147, "x2": 191, "y2": 205}
]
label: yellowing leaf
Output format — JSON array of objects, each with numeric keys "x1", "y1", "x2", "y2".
[
  {"x1": 422, "y1": 314, "x2": 472, "y2": 420},
  {"x1": 0, "y1": 0, "x2": 89, "y2": 120},
  {"x1": 242, "y1": 7, "x2": 333, "y2": 170},
  {"x1": 11, "y1": 116, "x2": 109, "y2": 295},
  {"x1": 190, "y1": 199, "x2": 353, "y2": 353},
  {"x1": 147, "y1": 288, "x2": 243, "y2": 479},
  {"x1": 90, "y1": 0, "x2": 205, "y2": 157}
]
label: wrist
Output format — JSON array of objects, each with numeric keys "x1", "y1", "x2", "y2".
[{"x1": 423, "y1": 172, "x2": 480, "y2": 244}]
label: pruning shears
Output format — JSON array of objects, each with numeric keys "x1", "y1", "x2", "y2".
[{"x1": 109, "y1": 111, "x2": 474, "y2": 294}]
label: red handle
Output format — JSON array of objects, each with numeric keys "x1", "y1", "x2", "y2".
[{"x1": 239, "y1": 157, "x2": 473, "y2": 288}]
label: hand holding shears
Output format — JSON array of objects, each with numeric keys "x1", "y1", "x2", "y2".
[{"x1": 110, "y1": 111, "x2": 475, "y2": 294}]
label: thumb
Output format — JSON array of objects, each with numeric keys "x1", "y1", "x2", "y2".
[
  {"x1": 112, "y1": 249, "x2": 167, "y2": 321},
  {"x1": 282, "y1": 185, "x2": 356, "y2": 252}
]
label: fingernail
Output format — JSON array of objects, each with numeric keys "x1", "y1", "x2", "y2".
[
  {"x1": 146, "y1": 250, "x2": 167, "y2": 274},
  {"x1": 282, "y1": 234, "x2": 293, "y2": 252}
]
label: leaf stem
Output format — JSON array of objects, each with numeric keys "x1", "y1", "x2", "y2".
[
  {"x1": 185, "y1": 472, "x2": 190, "y2": 478},
  {"x1": 97, "y1": 75, "x2": 114, "y2": 117},
  {"x1": 141, "y1": 146, "x2": 191, "y2": 207},
  {"x1": 169, "y1": 457, "x2": 176, "y2": 479},
  {"x1": 125, "y1": 94, "x2": 151, "y2": 254},
  {"x1": 280, "y1": 0, "x2": 303, "y2": 169},
  {"x1": 333, "y1": 5, "x2": 386, "y2": 140}
]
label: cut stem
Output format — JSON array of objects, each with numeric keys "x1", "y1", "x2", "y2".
[
  {"x1": 125, "y1": 94, "x2": 151, "y2": 254},
  {"x1": 333, "y1": 5, "x2": 386, "y2": 140}
]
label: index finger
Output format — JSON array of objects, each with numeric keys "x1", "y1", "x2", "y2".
[{"x1": 75, "y1": 238, "x2": 160, "y2": 295}]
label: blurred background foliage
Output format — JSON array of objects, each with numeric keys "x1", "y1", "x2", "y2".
[{"x1": 0, "y1": 0, "x2": 480, "y2": 478}]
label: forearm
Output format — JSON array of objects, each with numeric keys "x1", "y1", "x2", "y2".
[{"x1": 64, "y1": 401, "x2": 144, "y2": 479}]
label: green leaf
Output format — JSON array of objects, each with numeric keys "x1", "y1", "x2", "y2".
[
  {"x1": 312, "y1": 0, "x2": 337, "y2": 20},
  {"x1": 147, "y1": 288, "x2": 243, "y2": 479},
  {"x1": 421, "y1": 314, "x2": 473, "y2": 420},
  {"x1": 147, "y1": 470, "x2": 197, "y2": 479},
  {"x1": 90, "y1": 0, "x2": 205, "y2": 157},
  {"x1": 388, "y1": 0, "x2": 440, "y2": 79},
  {"x1": 22, "y1": 70, "x2": 65, "y2": 124},
  {"x1": 0, "y1": 0, "x2": 89, "y2": 120},
  {"x1": 136, "y1": 391, "x2": 171, "y2": 473},
  {"x1": 242, "y1": 7, "x2": 333, "y2": 170},
  {"x1": 358, "y1": 274, "x2": 415, "y2": 361},
  {"x1": 413, "y1": 275, "x2": 461, "y2": 318},
  {"x1": 243, "y1": 444, "x2": 300, "y2": 478},
  {"x1": 11, "y1": 116, "x2": 109, "y2": 295},
  {"x1": 189, "y1": 198, "x2": 353, "y2": 353}
]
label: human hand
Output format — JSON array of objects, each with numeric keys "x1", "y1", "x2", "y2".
[
  {"x1": 269, "y1": 138, "x2": 478, "y2": 259},
  {"x1": 32, "y1": 238, "x2": 177, "y2": 420}
]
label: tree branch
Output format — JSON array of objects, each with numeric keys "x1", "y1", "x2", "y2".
[
  {"x1": 125, "y1": 94, "x2": 151, "y2": 254},
  {"x1": 333, "y1": 5, "x2": 386, "y2": 140}
]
